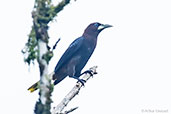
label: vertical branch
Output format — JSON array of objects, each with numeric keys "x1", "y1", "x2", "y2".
[
  {"x1": 32, "y1": 1, "x2": 52, "y2": 114},
  {"x1": 22, "y1": 0, "x2": 77, "y2": 113},
  {"x1": 35, "y1": 39, "x2": 52, "y2": 114},
  {"x1": 31, "y1": 0, "x2": 75, "y2": 114}
]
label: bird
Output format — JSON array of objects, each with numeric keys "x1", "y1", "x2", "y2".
[{"x1": 28, "y1": 22, "x2": 112, "y2": 92}]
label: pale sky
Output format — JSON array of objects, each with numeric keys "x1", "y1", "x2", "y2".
[{"x1": 0, "y1": 0, "x2": 171, "y2": 114}]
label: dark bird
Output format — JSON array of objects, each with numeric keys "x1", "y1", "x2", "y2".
[{"x1": 28, "y1": 22, "x2": 112, "y2": 92}]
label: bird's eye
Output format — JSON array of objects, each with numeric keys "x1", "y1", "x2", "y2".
[{"x1": 94, "y1": 23, "x2": 100, "y2": 27}]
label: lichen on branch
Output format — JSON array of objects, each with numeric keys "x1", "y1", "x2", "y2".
[{"x1": 22, "y1": 0, "x2": 73, "y2": 65}]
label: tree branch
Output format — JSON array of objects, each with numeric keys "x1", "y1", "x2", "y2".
[
  {"x1": 22, "y1": 0, "x2": 79, "y2": 113},
  {"x1": 52, "y1": 66, "x2": 98, "y2": 114},
  {"x1": 53, "y1": 0, "x2": 71, "y2": 14},
  {"x1": 63, "y1": 107, "x2": 78, "y2": 114},
  {"x1": 46, "y1": 0, "x2": 73, "y2": 23},
  {"x1": 52, "y1": 38, "x2": 61, "y2": 50}
]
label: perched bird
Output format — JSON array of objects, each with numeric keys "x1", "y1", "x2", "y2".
[{"x1": 28, "y1": 22, "x2": 112, "y2": 92}]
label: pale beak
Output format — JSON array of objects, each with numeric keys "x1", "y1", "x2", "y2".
[{"x1": 98, "y1": 24, "x2": 113, "y2": 32}]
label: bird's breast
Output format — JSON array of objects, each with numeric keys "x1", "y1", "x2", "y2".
[{"x1": 84, "y1": 39, "x2": 96, "y2": 52}]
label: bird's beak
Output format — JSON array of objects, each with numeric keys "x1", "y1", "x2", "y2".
[{"x1": 98, "y1": 24, "x2": 113, "y2": 31}]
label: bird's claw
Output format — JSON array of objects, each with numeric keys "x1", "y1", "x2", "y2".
[
  {"x1": 83, "y1": 70, "x2": 94, "y2": 77},
  {"x1": 69, "y1": 75, "x2": 86, "y2": 86},
  {"x1": 77, "y1": 79, "x2": 86, "y2": 86}
]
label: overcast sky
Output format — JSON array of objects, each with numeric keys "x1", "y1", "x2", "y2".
[{"x1": 0, "y1": 0, "x2": 171, "y2": 114}]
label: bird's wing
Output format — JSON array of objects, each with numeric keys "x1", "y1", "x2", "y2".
[{"x1": 54, "y1": 37, "x2": 84, "y2": 72}]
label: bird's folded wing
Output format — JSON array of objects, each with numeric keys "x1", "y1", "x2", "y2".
[{"x1": 54, "y1": 37, "x2": 84, "y2": 72}]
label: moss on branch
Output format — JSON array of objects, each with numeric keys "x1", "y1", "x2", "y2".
[{"x1": 22, "y1": 0, "x2": 73, "y2": 65}]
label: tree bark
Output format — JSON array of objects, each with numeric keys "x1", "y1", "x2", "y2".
[{"x1": 31, "y1": 0, "x2": 75, "y2": 113}]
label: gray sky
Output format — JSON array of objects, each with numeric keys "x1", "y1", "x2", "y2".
[{"x1": 0, "y1": 0, "x2": 171, "y2": 114}]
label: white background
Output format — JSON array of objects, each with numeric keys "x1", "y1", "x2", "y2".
[{"x1": 0, "y1": 0, "x2": 171, "y2": 114}]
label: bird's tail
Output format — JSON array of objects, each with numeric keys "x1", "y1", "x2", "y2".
[
  {"x1": 28, "y1": 81, "x2": 40, "y2": 93},
  {"x1": 27, "y1": 72, "x2": 55, "y2": 93}
]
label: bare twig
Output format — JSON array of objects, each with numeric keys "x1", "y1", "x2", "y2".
[
  {"x1": 64, "y1": 107, "x2": 78, "y2": 114},
  {"x1": 52, "y1": 66, "x2": 98, "y2": 114},
  {"x1": 52, "y1": 38, "x2": 61, "y2": 50}
]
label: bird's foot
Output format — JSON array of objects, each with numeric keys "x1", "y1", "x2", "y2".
[
  {"x1": 76, "y1": 78, "x2": 86, "y2": 86},
  {"x1": 69, "y1": 76, "x2": 86, "y2": 86},
  {"x1": 82, "y1": 70, "x2": 94, "y2": 77}
]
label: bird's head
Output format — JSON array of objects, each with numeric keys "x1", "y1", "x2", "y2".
[{"x1": 83, "y1": 22, "x2": 112, "y2": 38}]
